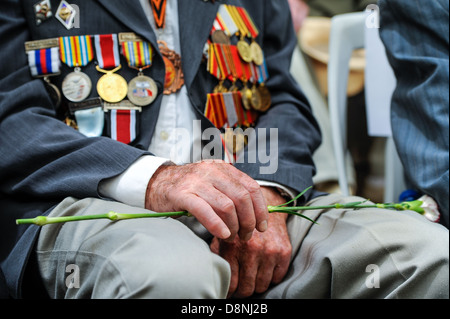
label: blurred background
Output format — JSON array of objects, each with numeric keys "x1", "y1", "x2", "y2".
[{"x1": 287, "y1": 0, "x2": 386, "y2": 203}]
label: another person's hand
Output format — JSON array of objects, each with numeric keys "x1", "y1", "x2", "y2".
[
  {"x1": 210, "y1": 187, "x2": 292, "y2": 298},
  {"x1": 145, "y1": 160, "x2": 269, "y2": 241}
]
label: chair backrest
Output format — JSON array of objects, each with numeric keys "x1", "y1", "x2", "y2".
[
  {"x1": 328, "y1": 12, "x2": 366, "y2": 197},
  {"x1": 327, "y1": 11, "x2": 405, "y2": 202}
]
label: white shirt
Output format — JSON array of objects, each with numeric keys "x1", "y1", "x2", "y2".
[{"x1": 99, "y1": 0, "x2": 295, "y2": 208}]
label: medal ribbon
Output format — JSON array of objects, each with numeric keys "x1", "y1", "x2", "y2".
[
  {"x1": 59, "y1": 35, "x2": 94, "y2": 68},
  {"x1": 258, "y1": 58, "x2": 269, "y2": 83},
  {"x1": 205, "y1": 93, "x2": 227, "y2": 129},
  {"x1": 110, "y1": 109, "x2": 138, "y2": 144},
  {"x1": 27, "y1": 47, "x2": 61, "y2": 77},
  {"x1": 122, "y1": 40, "x2": 153, "y2": 69},
  {"x1": 226, "y1": 5, "x2": 250, "y2": 38},
  {"x1": 150, "y1": 0, "x2": 167, "y2": 29},
  {"x1": 208, "y1": 44, "x2": 221, "y2": 79},
  {"x1": 227, "y1": 45, "x2": 243, "y2": 82},
  {"x1": 214, "y1": 5, "x2": 239, "y2": 37},
  {"x1": 213, "y1": 44, "x2": 231, "y2": 81},
  {"x1": 94, "y1": 34, "x2": 121, "y2": 69},
  {"x1": 236, "y1": 7, "x2": 259, "y2": 39}
]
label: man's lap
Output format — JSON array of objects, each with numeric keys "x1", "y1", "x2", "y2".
[{"x1": 36, "y1": 194, "x2": 449, "y2": 299}]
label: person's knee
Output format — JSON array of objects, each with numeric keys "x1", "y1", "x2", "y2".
[{"x1": 94, "y1": 219, "x2": 231, "y2": 299}]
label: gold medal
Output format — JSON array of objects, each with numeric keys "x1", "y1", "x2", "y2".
[
  {"x1": 257, "y1": 84, "x2": 272, "y2": 112},
  {"x1": 250, "y1": 85, "x2": 262, "y2": 111},
  {"x1": 241, "y1": 85, "x2": 253, "y2": 111},
  {"x1": 96, "y1": 65, "x2": 128, "y2": 103},
  {"x1": 237, "y1": 40, "x2": 252, "y2": 63},
  {"x1": 224, "y1": 129, "x2": 247, "y2": 154},
  {"x1": 250, "y1": 41, "x2": 264, "y2": 66}
]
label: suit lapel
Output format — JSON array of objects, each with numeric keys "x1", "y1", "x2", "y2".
[
  {"x1": 177, "y1": 0, "x2": 220, "y2": 90},
  {"x1": 96, "y1": 0, "x2": 158, "y2": 50}
]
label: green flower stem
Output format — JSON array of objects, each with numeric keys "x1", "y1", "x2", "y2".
[
  {"x1": 14, "y1": 186, "x2": 425, "y2": 227},
  {"x1": 16, "y1": 211, "x2": 191, "y2": 227}
]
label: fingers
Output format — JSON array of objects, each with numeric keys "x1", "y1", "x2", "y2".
[
  {"x1": 147, "y1": 161, "x2": 269, "y2": 241},
  {"x1": 179, "y1": 193, "x2": 231, "y2": 240},
  {"x1": 212, "y1": 165, "x2": 269, "y2": 240}
]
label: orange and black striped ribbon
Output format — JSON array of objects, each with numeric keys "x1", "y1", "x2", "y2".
[{"x1": 150, "y1": 0, "x2": 167, "y2": 29}]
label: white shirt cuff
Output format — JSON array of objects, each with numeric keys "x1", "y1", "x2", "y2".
[
  {"x1": 98, "y1": 155, "x2": 172, "y2": 208},
  {"x1": 256, "y1": 180, "x2": 298, "y2": 205}
]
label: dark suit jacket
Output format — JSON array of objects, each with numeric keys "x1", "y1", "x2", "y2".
[{"x1": 0, "y1": 0, "x2": 321, "y2": 298}]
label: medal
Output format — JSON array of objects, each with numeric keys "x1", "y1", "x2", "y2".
[
  {"x1": 61, "y1": 68, "x2": 92, "y2": 102},
  {"x1": 257, "y1": 84, "x2": 271, "y2": 112},
  {"x1": 235, "y1": 6, "x2": 263, "y2": 66},
  {"x1": 59, "y1": 36, "x2": 95, "y2": 102},
  {"x1": 94, "y1": 34, "x2": 128, "y2": 103},
  {"x1": 241, "y1": 85, "x2": 253, "y2": 111},
  {"x1": 211, "y1": 30, "x2": 230, "y2": 45},
  {"x1": 127, "y1": 73, "x2": 158, "y2": 106},
  {"x1": 104, "y1": 100, "x2": 142, "y2": 145},
  {"x1": 44, "y1": 78, "x2": 62, "y2": 108},
  {"x1": 250, "y1": 84, "x2": 263, "y2": 111},
  {"x1": 96, "y1": 65, "x2": 128, "y2": 103},
  {"x1": 158, "y1": 40, "x2": 184, "y2": 95},
  {"x1": 34, "y1": 0, "x2": 53, "y2": 26},
  {"x1": 120, "y1": 33, "x2": 158, "y2": 106},
  {"x1": 55, "y1": 0, "x2": 77, "y2": 30},
  {"x1": 224, "y1": 128, "x2": 246, "y2": 155},
  {"x1": 250, "y1": 42, "x2": 263, "y2": 66},
  {"x1": 25, "y1": 39, "x2": 62, "y2": 108},
  {"x1": 68, "y1": 98, "x2": 104, "y2": 138}
]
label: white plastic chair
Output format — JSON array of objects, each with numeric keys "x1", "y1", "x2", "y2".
[{"x1": 327, "y1": 11, "x2": 406, "y2": 202}]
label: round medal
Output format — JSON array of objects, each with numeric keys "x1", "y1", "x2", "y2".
[
  {"x1": 224, "y1": 129, "x2": 246, "y2": 155},
  {"x1": 241, "y1": 86, "x2": 253, "y2": 111},
  {"x1": 61, "y1": 69, "x2": 92, "y2": 102},
  {"x1": 211, "y1": 30, "x2": 230, "y2": 45},
  {"x1": 250, "y1": 42, "x2": 264, "y2": 66},
  {"x1": 237, "y1": 40, "x2": 252, "y2": 63},
  {"x1": 44, "y1": 79, "x2": 62, "y2": 109},
  {"x1": 257, "y1": 84, "x2": 272, "y2": 112},
  {"x1": 97, "y1": 72, "x2": 128, "y2": 103},
  {"x1": 250, "y1": 85, "x2": 263, "y2": 111},
  {"x1": 127, "y1": 74, "x2": 158, "y2": 106}
]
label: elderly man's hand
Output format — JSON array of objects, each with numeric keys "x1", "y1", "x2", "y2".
[
  {"x1": 210, "y1": 187, "x2": 292, "y2": 298},
  {"x1": 145, "y1": 160, "x2": 269, "y2": 241}
]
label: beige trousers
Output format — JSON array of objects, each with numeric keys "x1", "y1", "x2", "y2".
[{"x1": 36, "y1": 194, "x2": 449, "y2": 299}]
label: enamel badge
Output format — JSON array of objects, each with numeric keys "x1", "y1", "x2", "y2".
[
  {"x1": 55, "y1": 0, "x2": 77, "y2": 30},
  {"x1": 34, "y1": 0, "x2": 53, "y2": 26}
]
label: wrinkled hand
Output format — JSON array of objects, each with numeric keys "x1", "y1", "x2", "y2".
[
  {"x1": 145, "y1": 160, "x2": 269, "y2": 241},
  {"x1": 210, "y1": 187, "x2": 292, "y2": 298}
]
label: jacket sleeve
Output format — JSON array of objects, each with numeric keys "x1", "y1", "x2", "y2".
[
  {"x1": 379, "y1": 0, "x2": 449, "y2": 227},
  {"x1": 0, "y1": 0, "x2": 148, "y2": 203},
  {"x1": 234, "y1": 0, "x2": 322, "y2": 203}
]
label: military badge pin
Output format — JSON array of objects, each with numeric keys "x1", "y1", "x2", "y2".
[
  {"x1": 34, "y1": 0, "x2": 53, "y2": 26},
  {"x1": 55, "y1": 0, "x2": 77, "y2": 30}
]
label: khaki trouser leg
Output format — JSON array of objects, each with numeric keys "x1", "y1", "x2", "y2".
[
  {"x1": 36, "y1": 197, "x2": 231, "y2": 299},
  {"x1": 262, "y1": 194, "x2": 449, "y2": 299}
]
